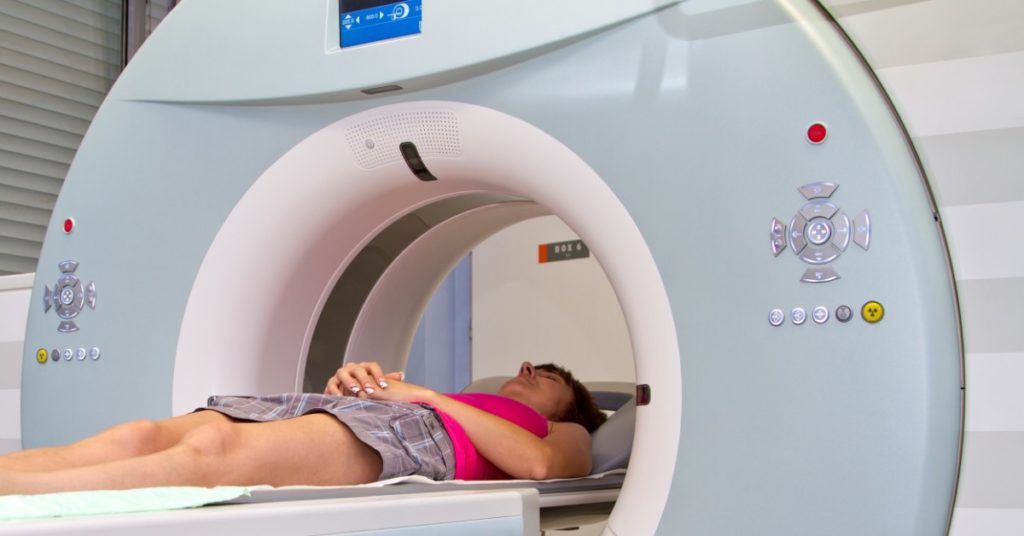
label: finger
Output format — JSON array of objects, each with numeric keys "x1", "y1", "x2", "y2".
[
  {"x1": 336, "y1": 365, "x2": 364, "y2": 394},
  {"x1": 334, "y1": 373, "x2": 352, "y2": 394},
  {"x1": 383, "y1": 371, "x2": 405, "y2": 383},
  {"x1": 349, "y1": 363, "x2": 377, "y2": 395},
  {"x1": 366, "y1": 362, "x2": 389, "y2": 389},
  {"x1": 354, "y1": 362, "x2": 389, "y2": 391},
  {"x1": 325, "y1": 376, "x2": 342, "y2": 395}
]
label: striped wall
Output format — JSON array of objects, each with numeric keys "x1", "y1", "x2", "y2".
[
  {"x1": 821, "y1": 0, "x2": 1024, "y2": 533},
  {"x1": 0, "y1": 273, "x2": 30, "y2": 454}
]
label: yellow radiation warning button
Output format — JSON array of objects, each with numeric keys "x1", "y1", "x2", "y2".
[
  {"x1": 861, "y1": 301, "x2": 885, "y2": 323},
  {"x1": 36, "y1": 348, "x2": 48, "y2": 364}
]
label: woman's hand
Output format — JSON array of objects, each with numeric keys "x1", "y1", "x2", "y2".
[
  {"x1": 325, "y1": 361, "x2": 404, "y2": 397},
  {"x1": 325, "y1": 361, "x2": 437, "y2": 404}
]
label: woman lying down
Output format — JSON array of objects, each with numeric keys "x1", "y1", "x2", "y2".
[{"x1": 0, "y1": 361, "x2": 607, "y2": 494}]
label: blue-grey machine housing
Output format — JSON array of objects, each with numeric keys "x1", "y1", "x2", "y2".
[{"x1": 21, "y1": 1, "x2": 962, "y2": 534}]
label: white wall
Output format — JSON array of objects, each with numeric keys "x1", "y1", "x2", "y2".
[
  {"x1": 0, "y1": 273, "x2": 32, "y2": 454},
  {"x1": 471, "y1": 216, "x2": 635, "y2": 383}
]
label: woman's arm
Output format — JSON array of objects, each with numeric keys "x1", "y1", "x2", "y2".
[{"x1": 379, "y1": 381, "x2": 593, "y2": 480}]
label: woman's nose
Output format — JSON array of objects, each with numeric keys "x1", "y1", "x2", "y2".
[{"x1": 519, "y1": 361, "x2": 535, "y2": 378}]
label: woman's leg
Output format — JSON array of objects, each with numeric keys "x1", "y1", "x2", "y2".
[
  {"x1": 1, "y1": 413, "x2": 383, "y2": 495},
  {"x1": 0, "y1": 411, "x2": 230, "y2": 472}
]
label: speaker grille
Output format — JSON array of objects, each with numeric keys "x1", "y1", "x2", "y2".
[{"x1": 346, "y1": 110, "x2": 461, "y2": 169}]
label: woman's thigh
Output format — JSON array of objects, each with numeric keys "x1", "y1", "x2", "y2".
[{"x1": 218, "y1": 413, "x2": 383, "y2": 487}]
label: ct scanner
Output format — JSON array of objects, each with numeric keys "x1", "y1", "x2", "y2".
[{"x1": 17, "y1": 1, "x2": 963, "y2": 534}]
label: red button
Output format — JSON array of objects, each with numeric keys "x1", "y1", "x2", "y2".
[
  {"x1": 807, "y1": 123, "x2": 828, "y2": 144},
  {"x1": 63, "y1": 218, "x2": 74, "y2": 233}
]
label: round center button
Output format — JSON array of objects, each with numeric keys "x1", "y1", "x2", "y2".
[
  {"x1": 806, "y1": 219, "x2": 832, "y2": 245},
  {"x1": 60, "y1": 287, "x2": 75, "y2": 305},
  {"x1": 791, "y1": 307, "x2": 807, "y2": 325},
  {"x1": 812, "y1": 306, "x2": 829, "y2": 324}
]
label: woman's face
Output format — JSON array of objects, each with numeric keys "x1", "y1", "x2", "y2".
[{"x1": 498, "y1": 361, "x2": 574, "y2": 421}]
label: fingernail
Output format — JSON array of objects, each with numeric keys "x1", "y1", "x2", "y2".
[
  {"x1": 365, "y1": 387, "x2": 375, "y2": 394},
  {"x1": 399, "y1": 372, "x2": 405, "y2": 381},
  {"x1": 378, "y1": 380, "x2": 388, "y2": 388},
  {"x1": 348, "y1": 384, "x2": 361, "y2": 393}
]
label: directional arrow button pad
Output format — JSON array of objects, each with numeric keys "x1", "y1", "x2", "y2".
[{"x1": 771, "y1": 182, "x2": 871, "y2": 283}]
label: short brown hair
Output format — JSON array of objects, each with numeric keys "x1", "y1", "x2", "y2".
[{"x1": 536, "y1": 363, "x2": 608, "y2": 433}]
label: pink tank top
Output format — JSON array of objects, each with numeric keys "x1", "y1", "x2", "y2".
[{"x1": 431, "y1": 393, "x2": 549, "y2": 480}]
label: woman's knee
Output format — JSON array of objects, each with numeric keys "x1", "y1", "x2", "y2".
[
  {"x1": 88, "y1": 419, "x2": 165, "y2": 457},
  {"x1": 179, "y1": 421, "x2": 240, "y2": 461},
  {"x1": 175, "y1": 422, "x2": 245, "y2": 486}
]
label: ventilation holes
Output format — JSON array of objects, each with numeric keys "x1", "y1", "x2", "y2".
[{"x1": 346, "y1": 110, "x2": 461, "y2": 170}]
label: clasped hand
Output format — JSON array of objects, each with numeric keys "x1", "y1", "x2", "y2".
[{"x1": 324, "y1": 361, "x2": 432, "y2": 403}]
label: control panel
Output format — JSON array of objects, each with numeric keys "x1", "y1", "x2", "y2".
[
  {"x1": 37, "y1": 259, "x2": 101, "y2": 365},
  {"x1": 767, "y1": 182, "x2": 881, "y2": 328}
]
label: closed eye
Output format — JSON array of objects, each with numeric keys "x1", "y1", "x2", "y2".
[{"x1": 538, "y1": 372, "x2": 565, "y2": 385}]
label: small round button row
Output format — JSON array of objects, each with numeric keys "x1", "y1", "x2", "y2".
[
  {"x1": 36, "y1": 346, "x2": 102, "y2": 364},
  {"x1": 768, "y1": 302, "x2": 884, "y2": 326}
]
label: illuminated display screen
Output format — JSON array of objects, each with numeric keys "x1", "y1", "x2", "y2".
[{"x1": 339, "y1": 0, "x2": 422, "y2": 48}]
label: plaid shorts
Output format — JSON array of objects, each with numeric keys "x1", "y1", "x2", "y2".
[{"x1": 202, "y1": 394, "x2": 456, "y2": 481}]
